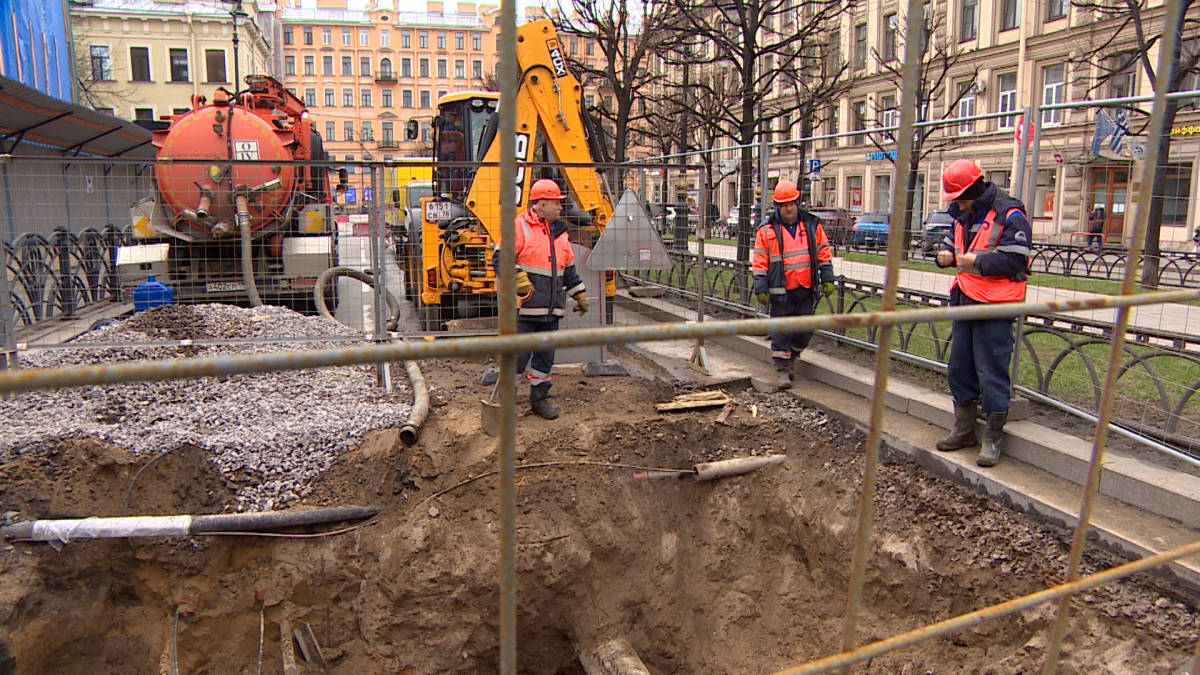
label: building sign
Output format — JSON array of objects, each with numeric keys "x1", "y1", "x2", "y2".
[
  {"x1": 345, "y1": 187, "x2": 356, "y2": 203},
  {"x1": 1171, "y1": 125, "x2": 1200, "y2": 136},
  {"x1": 866, "y1": 150, "x2": 897, "y2": 161}
]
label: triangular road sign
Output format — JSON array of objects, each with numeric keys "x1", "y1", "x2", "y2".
[{"x1": 587, "y1": 189, "x2": 674, "y2": 271}]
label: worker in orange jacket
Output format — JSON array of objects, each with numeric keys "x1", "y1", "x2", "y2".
[
  {"x1": 491, "y1": 178, "x2": 588, "y2": 419},
  {"x1": 751, "y1": 179, "x2": 835, "y2": 389}
]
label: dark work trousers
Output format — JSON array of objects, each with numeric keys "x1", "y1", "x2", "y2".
[
  {"x1": 769, "y1": 287, "x2": 816, "y2": 368},
  {"x1": 516, "y1": 317, "x2": 560, "y2": 388},
  {"x1": 948, "y1": 317, "x2": 1015, "y2": 414}
]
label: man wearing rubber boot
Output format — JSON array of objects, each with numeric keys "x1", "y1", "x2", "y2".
[
  {"x1": 934, "y1": 159, "x2": 1031, "y2": 467},
  {"x1": 492, "y1": 178, "x2": 588, "y2": 420},
  {"x1": 751, "y1": 179, "x2": 835, "y2": 389}
]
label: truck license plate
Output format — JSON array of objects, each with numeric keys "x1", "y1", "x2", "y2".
[
  {"x1": 424, "y1": 200, "x2": 453, "y2": 222},
  {"x1": 206, "y1": 282, "x2": 246, "y2": 292}
]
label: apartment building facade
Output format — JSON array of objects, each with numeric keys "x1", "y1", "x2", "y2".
[{"x1": 70, "y1": 0, "x2": 273, "y2": 123}]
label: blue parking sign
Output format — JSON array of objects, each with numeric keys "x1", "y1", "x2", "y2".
[
  {"x1": 808, "y1": 158, "x2": 821, "y2": 174},
  {"x1": 345, "y1": 187, "x2": 356, "y2": 203}
]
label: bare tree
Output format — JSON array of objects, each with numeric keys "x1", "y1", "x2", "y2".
[
  {"x1": 1069, "y1": 0, "x2": 1200, "y2": 288},
  {"x1": 660, "y1": 0, "x2": 857, "y2": 262},
  {"x1": 74, "y1": 40, "x2": 142, "y2": 112},
  {"x1": 866, "y1": 2, "x2": 978, "y2": 261}
]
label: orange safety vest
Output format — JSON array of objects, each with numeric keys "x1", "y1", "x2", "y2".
[
  {"x1": 509, "y1": 209, "x2": 579, "y2": 317},
  {"x1": 752, "y1": 219, "x2": 832, "y2": 293},
  {"x1": 951, "y1": 208, "x2": 1027, "y2": 303}
]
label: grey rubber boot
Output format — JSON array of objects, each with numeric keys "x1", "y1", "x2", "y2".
[
  {"x1": 976, "y1": 411, "x2": 1007, "y2": 467},
  {"x1": 529, "y1": 383, "x2": 560, "y2": 420},
  {"x1": 775, "y1": 362, "x2": 792, "y2": 390},
  {"x1": 935, "y1": 402, "x2": 979, "y2": 451},
  {"x1": 790, "y1": 350, "x2": 804, "y2": 380}
]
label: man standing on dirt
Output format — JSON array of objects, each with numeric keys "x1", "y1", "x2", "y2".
[
  {"x1": 492, "y1": 178, "x2": 588, "y2": 420},
  {"x1": 752, "y1": 179, "x2": 835, "y2": 390},
  {"x1": 934, "y1": 159, "x2": 1032, "y2": 467}
]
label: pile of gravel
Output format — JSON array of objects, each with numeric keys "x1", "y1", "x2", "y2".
[{"x1": 0, "y1": 304, "x2": 412, "y2": 510}]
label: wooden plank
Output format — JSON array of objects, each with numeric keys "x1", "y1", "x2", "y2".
[
  {"x1": 656, "y1": 397, "x2": 730, "y2": 412},
  {"x1": 716, "y1": 400, "x2": 737, "y2": 425}
]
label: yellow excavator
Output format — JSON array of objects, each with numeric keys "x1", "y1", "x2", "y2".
[{"x1": 399, "y1": 19, "x2": 614, "y2": 330}]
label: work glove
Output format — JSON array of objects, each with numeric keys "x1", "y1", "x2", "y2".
[
  {"x1": 572, "y1": 292, "x2": 589, "y2": 315},
  {"x1": 756, "y1": 291, "x2": 770, "y2": 305},
  {"x1": 515, "y1": 270, "x2": 533, "y2": 296},
  {"x1": 822, "y1": 281, "x2": 836, "y2": 298}
]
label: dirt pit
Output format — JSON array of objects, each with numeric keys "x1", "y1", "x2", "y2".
[{"x1": 0, "y1": 355, "x2": 1197, "y2": 674}]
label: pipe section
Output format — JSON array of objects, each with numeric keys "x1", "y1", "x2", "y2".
[
  {"x1": 399, "y1": 358, "x2": 429, "y2": 446},
  {"x1": 694, "y1": 455, "x2": 785, "y2": 481},
  {"x1": 236, "y1": 193, "x2": 264, "y2": 307}
]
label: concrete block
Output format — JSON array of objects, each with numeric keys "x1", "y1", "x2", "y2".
[
  {"x1": 628, "y1": 286, "x2": 665, "y2": 298},
  {"x1": 583, "y1": 362, "x2": 629, "y2": 377},
  {"x1": 1002, "y1": 421, "x2": 1092, "y2": 485},
  {"x1": 1100, "y1": 455, "x2": 1200, "y2": 529}
]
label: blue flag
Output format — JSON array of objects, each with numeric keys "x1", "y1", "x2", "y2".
[{"x1": 1092, "y1": 111, "x2": 1115, "y2": 157}]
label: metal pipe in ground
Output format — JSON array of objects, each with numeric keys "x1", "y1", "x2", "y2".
[{"x1": 576, "y1": 638, "x2": 652, "y2": 675}]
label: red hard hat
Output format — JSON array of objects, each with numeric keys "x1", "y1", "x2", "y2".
[
  {"x1": 941, "y1": 159, "x2": 984, "y2": 201},
  {"x1": 529, "y1": 179, "x2": 566, "y2": 201},
  {"x1": 773, "y1": 179, "x2": 800, "y2": 203}
]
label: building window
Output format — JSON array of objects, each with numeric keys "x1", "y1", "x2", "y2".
[
  {"x1": 437, "y1": 59, "x2": 447, "y2": 78},
  {"x1": 1162, "y1": 164, "x2": 1192, "y2": 225},
  {"x1": 361, "y1": 56, "x2": 371, "y2": 76},
  {"x1": 90, "y1": 45, "x2": 113, "y2": 81},
  {"x1": 380, "y1": 58, "x2": 393, "y2": 78},
  {"x1": 130, "y1": 47, "x2": 151, "y2": 81},
  {"x1": 455, "y1": 31, "x2": 464, "y2": 49},
  {"x1": 342, "y1": 56, "x2": 353, "y2": 75},
  {"x1": 472, "y1": 32, "x2": 481, "y2": 50},
  {"x1": 584, "y1": 94, "x2": 594, "y2": 108},
  {"x1": 169, "y1": 48, "x2": 189, "y2": 82},
  {"x1": 382, "y1": 121, "x2": 394, "y2": 144},
  {"x1": 304, "y1": 88, "x2": 316, "y2": 107},
  {"x1": 421, "y1": 121, "x2": 430, "y2": 142},
  {"x1": 826, "y1": 31, "x2": 841, "y2": 74},
  {"x1": 343, "y1": 88, "x2": 354, "y2": 106},
  {"x1": 284, "y1": 28, "x2": 293, "y2": 46},
  {"x1": 402, "y1": 58, "x2": 411, "y2": 77},
  {"x1": 325, "y1": 121, "x2": 336, "y2": 142},
  {"x1": 874, "y1": 174, "x2": 892, "y2": 213},
  {"x1": 437, "y1": 31, "x2": 446, "y2": 49},
  {"x1": 325, "y1": 88, "x2": 335, "y2": 106},
  {"x1": 323, "y1": 55, "x2": 334, "y2": 76},
  {"x1": 344, "y1": 124, "x2": 354, "y2": 142},
  {"x1": 570, "y1": 37, "x2": 579, "y2": 54},
  {"x1": 455, "y1": 59, "x2": 464, "y2": 78},
  {"x1": 285, "y1": 55, "x2": 296, "y2": 76},
  {"x1": 1047, "y1": 0, "x2": 1066, "y2": 20},
  {"x1": 134, "y1": 108, "x2": 154, "y2": 122},
  {"x1": 1001, "y1": 0, "x2": 1020, "y2": 31},
  {"x1": 304, "y1": 55, "x2": 314, "y2": 76},
  {"x1": 958, "y1": 83, "x2": 976, "y2": 134},
  {"x1": 1042, "y1": 64, "x2": 1065, "y2": 125},
  {"x1": 853, "y1": 100, "x2": 866, "y2": 145},
  {"x1": 419, "y1": 58, "x2": 429, "y2": 77},
  {"x1": 1109, "y1": 53, "x2": 1137, "y2": 99},
  {"x1": 854, "y1": 24, "x2": 867, "y2": 69},
  {"x1": 586, "y1": 40, "x2": 594, "y2": 56},
  {"x1": 342, "y1": 28, "x2": 352, "y2": 46},
  {"x1": 360, "y1": 29, "x2": 369, "y2": 46},
  {"x1": 997, "y1": 73, "x2": 1017, "y2": 129},
  {"x1": 361, "y1": 89, "x2": 372, "y2": 107},
  {"x1": 438, "y1": 89, "x2": 447, "y2": 102},
  {"x1": 827, "y1": 104, "x2": 840, "y2": 148},
  {"x1": 880, "y1": 94, "x2": 897, "y2": 130},
  {"x1": 322, "y1": 27, "x2": 332, "y2": 45},
  {"x1": 473, "y1": 60, "x2": 482, "y2": 79},
  {"x1": 381, "y1": 30, "x2": 390, "y2": 47},
  {"x1": 345, "y1": 155, "x2": 355, "y2": 173},
  {"x1": 402, "y1": 89, "x2": 413, "y2": 107},
  {"x1": 303, "y1": 26, "x2": 313, "y2": 46},
  {"x1": 362, "y1": 121, "x2": 373, "y2": 141},
  {"x1": 961, "y1": 0, "x2": 977, "y2": 41},
  {"x1": 987, "y1": 170, "x2": 1008, "y2": 188},
  {"x1": 382, "y1": 89, "x2": 393, "y2": 107},
  {"x1": 419, "y1": 31, "x2": 428, "y2": 49},
  {"x1": 882, "y1": 13, "x2": 898, "y2": 62},
  {"x1": 420, "y1": 90, "x2": 430, "y2": 108}
]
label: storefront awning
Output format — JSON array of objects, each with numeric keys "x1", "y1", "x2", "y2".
[{"x1": 0, "y1": 75, "x2": 154, "y2": 158}]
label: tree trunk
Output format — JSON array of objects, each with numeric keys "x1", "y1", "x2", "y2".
[
  {"x1": 1140, "y1": 97, "x2": 1180, "y2": 289},
  {"x1": 900, "y1": 162, "x2": 918, "y2": 263}
]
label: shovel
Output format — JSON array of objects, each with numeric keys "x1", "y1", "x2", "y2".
[{"x1": 480, "y1": 379, "x2": 502, "y2": 437}]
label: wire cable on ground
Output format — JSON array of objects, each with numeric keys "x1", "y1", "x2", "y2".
[{"x1": 423, "y1": 460, "x2": 702, "y2": 503}]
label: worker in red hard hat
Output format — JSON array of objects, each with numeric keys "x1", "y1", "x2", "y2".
[
  {"x1": 751, "y1": 179, "x2": 835, "y2": 389},
  {"x1": 934, "y1": 159, "x2": 1032, "y2": 468},
  {"x1": 491, "y1": 178, "x2": 587, "y2": 420}
]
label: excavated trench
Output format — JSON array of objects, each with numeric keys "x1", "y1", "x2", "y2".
[{"x1": 0, "y1": 362, "x2": 1198, "y2": 674}]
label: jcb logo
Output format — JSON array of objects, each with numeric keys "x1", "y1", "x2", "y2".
[
  {"x1": 547, "y1": 40, "x2": 569, "y2": 78},
  {"x1": 514, "y1": 132, "x2": 531, "y2": 206}
]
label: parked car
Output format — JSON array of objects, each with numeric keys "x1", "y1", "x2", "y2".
[
  {"x1": 809, "y1": 207, "x2": 853, "y2": 246},
  {"x1": 726, "y1": 205, "x2": 763, "y2": 232},
  {"x1": 921, "y1": 210, "x2": 956, "y2": 255},
  {"x1": 851, "y1": 212, "x2": 891, "y2": 247}
]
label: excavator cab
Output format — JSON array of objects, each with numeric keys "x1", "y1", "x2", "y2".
[{"x1": 432, "y1": 92, "x2": 498, "y2": 200}]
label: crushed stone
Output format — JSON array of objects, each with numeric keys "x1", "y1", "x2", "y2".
[{"x1": 0, "y1": 304, "x2": 411, "y2": 510}]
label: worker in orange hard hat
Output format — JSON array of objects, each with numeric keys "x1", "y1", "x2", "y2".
[
  {"x1": 751, "y1": 179, "x2": 835, "y2": 390},
  {"x1": 490, "y1": 178, "x2": 587, "y2": 420},
  {"x1": 934, "y1": 159, "x2": 1032, "y2": 468}
]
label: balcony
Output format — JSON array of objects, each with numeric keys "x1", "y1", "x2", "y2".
[
  {"x1": 377, "y1": 139, "x2": 399, "y2": 149},
  {"x1": 375, "y1": 73, "x2": 398, "y2": 83}
]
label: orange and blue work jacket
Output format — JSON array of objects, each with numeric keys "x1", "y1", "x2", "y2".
[
  {"x1": 752, "y1": 208, "x2": 834, "y2": 296},
  {"x1": 939, "y1": 184, "x2": 1031, "y2": 305},
  {"x1": 492, "y1": 208, "x2": 585, "y2": 318}
]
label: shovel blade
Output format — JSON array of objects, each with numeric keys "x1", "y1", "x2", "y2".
[{"x1": 480, "y1": 400, "x2": 502, "y2": 437}]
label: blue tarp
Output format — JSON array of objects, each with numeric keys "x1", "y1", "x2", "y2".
[{"x1": 0, "y1": 0, "x2": 75, "y2": 103}]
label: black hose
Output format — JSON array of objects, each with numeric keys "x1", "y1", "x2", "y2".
[{"x1": 190, "y1": 505, "x2": 381, "y2": 533}]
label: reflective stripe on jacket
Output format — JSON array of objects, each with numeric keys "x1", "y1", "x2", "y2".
[
  {"x1": 494, "y1": 209, "x2": 585, "y2": 317},
  {"x1": 751, "y1": 211, "x2": 834, "y2": 294},
  {"x1": 951, "y1": 207, "x2": 1027, "y2": 303}
]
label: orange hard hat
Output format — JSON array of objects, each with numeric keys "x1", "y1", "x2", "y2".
[
  {"x1": 773, "y1": 179, "x2": 800, "y2": 203},
  {"x1": 529, "y1": 179, "x2": 566, "y2": 201},
  {"x1": 941, "y1": 159, "x2": 984, "y2": 201}
]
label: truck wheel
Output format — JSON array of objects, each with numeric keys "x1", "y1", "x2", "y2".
[{"x1": 420, "y1": 305, "x2": 446, "y2": 332}]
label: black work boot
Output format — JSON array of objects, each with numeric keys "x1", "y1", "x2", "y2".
[
  {"x1": 936, "y1": 402, "x2": 979, "y2": 452},
  {"x1": 977, "y1": 411, "x2": 1007, "y2": 467},
  {"x1": 775, "y1": 362, "x2": 792, "y2": 390},
  {"x1": 529, "y1": 383, "x2": 560, "y2": 420}
]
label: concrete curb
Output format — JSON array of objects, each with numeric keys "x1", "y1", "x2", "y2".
[{"x1": 614, "y1": 292, "x2": 1200, "y2": 530}]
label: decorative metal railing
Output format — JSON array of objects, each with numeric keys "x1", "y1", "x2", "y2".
[{"x1": 3, "y1": 225, "x2": 129, "y2": 328}]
